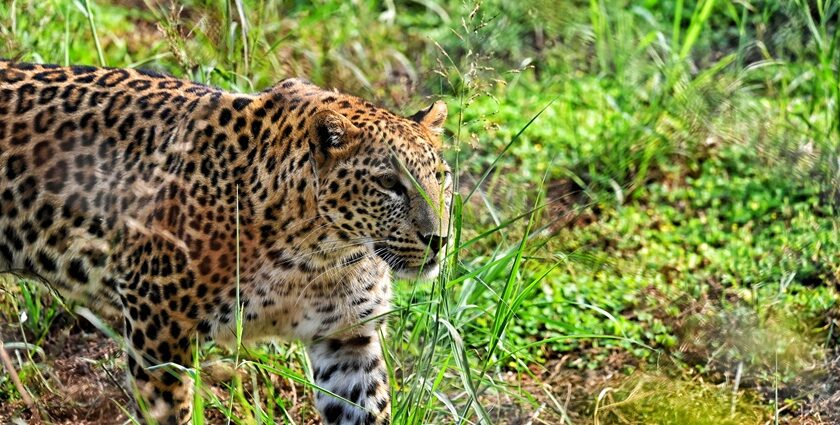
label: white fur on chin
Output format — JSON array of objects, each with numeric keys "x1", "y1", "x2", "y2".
[{"x1": 394, "y1": 261, "x2": 440, "y2": 280}]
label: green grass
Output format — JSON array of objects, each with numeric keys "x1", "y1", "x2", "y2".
[{"x1": 1, "y1": 0, "x2": 839, "y2": 424}]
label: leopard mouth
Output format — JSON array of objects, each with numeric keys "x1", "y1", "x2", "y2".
[{"x1": 373, "y1": 244, "x2": 440, "y2": 278}]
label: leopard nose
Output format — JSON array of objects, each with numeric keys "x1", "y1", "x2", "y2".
[
  {"x1": 430, "y1": 235, "x2": 448, "y2": 253},
  {"x1": 418, "y1": 232, "x2": 448, "y2": 253}
]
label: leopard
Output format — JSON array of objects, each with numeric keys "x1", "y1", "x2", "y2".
[{"x1": 0, "y1": 60, "x2": 452, "y2": 425}]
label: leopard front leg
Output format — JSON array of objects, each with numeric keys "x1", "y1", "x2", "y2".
[
  {"x1": 122, "y1": 298, "x2": 196, "y2": 425},
  {"x1": 308, "y1": 332, "x2": 391, "y2": 425}
]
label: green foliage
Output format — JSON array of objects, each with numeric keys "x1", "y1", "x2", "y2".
[{"x1": 0, "y1": 0, "x2": 838, "y2": 423}]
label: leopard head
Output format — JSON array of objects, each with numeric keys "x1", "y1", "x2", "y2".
[{"x1": 301, "y1": 87, "x2": 452, "y2": 279}]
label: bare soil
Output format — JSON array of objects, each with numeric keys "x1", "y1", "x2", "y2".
[{"x1": 0, "y1": 319, "x2": 129, "y2": 424}]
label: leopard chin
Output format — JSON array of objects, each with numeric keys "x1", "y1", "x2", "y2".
[{"x1": 394, "y1": 259, "x2": 441, "y2": 280}]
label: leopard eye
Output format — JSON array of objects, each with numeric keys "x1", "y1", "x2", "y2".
[
  {"x1": 440, "y1": 170, "x2": 452, "y2": 189},
  {"x1": 378, "y1": 174, "x2": 400, "y2": 191}
]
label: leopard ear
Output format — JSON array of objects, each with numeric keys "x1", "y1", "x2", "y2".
[
  {"x1": 311, "y1": 110, "x2": 361, "y2": 161},
  {"x1": 411, "y1": 101, "x2": 447, "y2": 135}
]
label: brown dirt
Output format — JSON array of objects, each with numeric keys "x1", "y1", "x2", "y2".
[
  {"x1": 774, "y1": 348, "x2": 840, "y2": 424},
  {"x1": 0, "y1": 314, "x2": 321, "y2": 425},
  {"x1": 0, "y1": 320, "x2": 129, "y2": 424}
]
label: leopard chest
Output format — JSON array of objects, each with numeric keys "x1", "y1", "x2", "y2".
[{"x1": 215, "y1": 260, "x2": 392, "y2": 344}]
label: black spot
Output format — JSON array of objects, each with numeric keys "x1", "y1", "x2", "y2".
[
  {"x1": 10, "y1": 62, "x2": 36, "y2": 70},
  {"x1": 146, "y1": 323, "x2": 158, "y2": 340},
  {"x1": 5, "y1": 154, "x2": 25, "y2": 180},
  {"x1": 363, "y1": 357, "x2": 379, "y2": 372},
  {"x1": 232, "y1": 97, "x2": 252, "y2": 111},
  {"x1": 0, "y1": 68, "x2": 25, "y2": 84},
  {"x1": 38, "y1": 86, "x2": 59, "y2": 104},
  {"x1": 44, "y1": 162, "x2": 67, "y2": 192},
  {"x1": 32, "y1": 141, "x2": 55, "y2": 167},
  {"x1": 33, "y1": 70, "x2": 68, "y2": 83},
  {"x1": 0, "y1": 244, "x2": 12, "y2": 263},
  {"x1": 169, "y1": 321, "x2": 181, "y2": 338},
  {"x1": 103, "y1": 92, "x2": 132, "y2": 128},
  {"x1": 136, "y1": 68, "x2": 167, "y2": 78},
  {"x1": 70, "y1": 65, "x2": 97, "y2": 75},
  {"x1": 218, "y1": 108, "x2": 232, "y2": 126},
  {"x1": 233, "y1": 116, "x2": 246, "y2": 133},
  {"x1": 348, "y1": 384, "x2": 362, "y2": 403},
  {"x1": 139, "y1": 303, "x2": 151, "y2": 321},
  {"x1": 250, "y1": 120, "x2": 262, "y2": 138},
  {"x1": 365, "y1": 380, "x2": 378, "y2": 397},
  {"x1": 132, "y1": 329, "x2": 145, "y2": 348},
  {"x1": 280, "y1": 124, "x2": 292, "y2": 140},
  {"x1": 96, "y1": 69, "x2": 130, "y2": 87},
  {"x1": 67, "y1": 259, "x2": 89, "y2": 283},
  {"x1": 118, "y1": 113, "x2": 136, "y2": 140},
  {"x1": 376, "y1": 396, "x2": 389, "y2": 412},
  {"x1": 237, "y1": 134, "x2": 249, "y2": 151},
  {"x1": 60, "y1": 85, "x2": 88, "y2": 113},
  {"x1": 161, "y1": 370, "x2": 179, "y2": 386},
  {"x1": 345, "y1": 335, "x2": 371, "y2": 348},
  {"x1": 133, "y1": 366, "x2": 150, "y2": 382},
  {"x1": 17, "y1": 176, "x2": 38, "y2": 209},
  {"x1": 319, "y1": 364, "x2": 339, "y2": 382},
  {"x1": 324, "y1": 403, "x2": 343, "y2": 423},
  {"x1": 15, "y1": 83, "x2": 36, "y2": 113},
  {"x1": 357, "y1": 307, "x2": 375, "y2": 319},
  {"x1": 3, "y1": 227, "x2": 23, "y2": 250},
  {"x1": 158, "y1": 79, "x2": 183, "y2": 89},
  {"x1": 10, "y1": 132, "x2": 30, "y2": 146},
  {"x1": 126, "y1": 79, "x2": 152, "y2": 91}
]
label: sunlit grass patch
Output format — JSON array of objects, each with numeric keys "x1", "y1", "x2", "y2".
[{"x1": 594, "y1": 371, "x2": 767, "y2": 425}]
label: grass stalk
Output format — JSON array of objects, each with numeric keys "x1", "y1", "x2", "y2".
[{"x1": 79, "y1": 0, "x2": 106, "y2": 67}]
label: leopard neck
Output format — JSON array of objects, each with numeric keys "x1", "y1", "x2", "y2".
[{"x1": 230, "y1": 90, "x2": 377, "y2": 283}]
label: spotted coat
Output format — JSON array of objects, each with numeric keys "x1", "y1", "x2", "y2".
[{"x1": 0, "y1": 60, "x2": 451, "y2": 425}]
